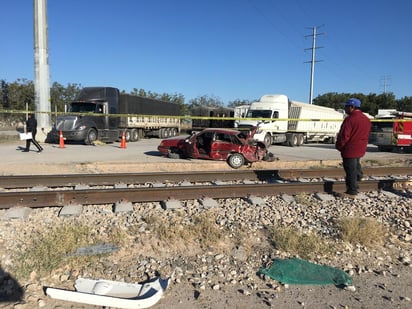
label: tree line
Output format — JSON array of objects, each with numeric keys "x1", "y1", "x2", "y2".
[{"x1": 1, "y1": 79, "x2": 412, "y2": 117}]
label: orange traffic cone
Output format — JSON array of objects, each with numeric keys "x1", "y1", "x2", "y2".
[
  {"x1": 120, "y1": 131, "x2": 127, "y2": 149},
  {"x1": 59, "y1": 130, "x2": 65, "y2": 148}
]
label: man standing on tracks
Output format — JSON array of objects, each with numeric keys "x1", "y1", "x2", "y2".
[
  {"x1": 335, "y1": 98, "x2": 371, "y2": 197},
  {"x1": 23, "y1": 113, "x2": 43, "y2": 153}
]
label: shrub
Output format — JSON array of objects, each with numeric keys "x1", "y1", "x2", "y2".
[
  {"x1": 335, "y1": 217, "x2": 386, "y2": 247},
  {"x1": 269, "y1": 226, "x2": 330, "y2": 259},
  {"x1": 12, "y1": 222, "x2": 123, "y2": 280}
]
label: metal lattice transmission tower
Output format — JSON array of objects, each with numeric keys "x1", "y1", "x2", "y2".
[
  {"x1": 33, "y1": 0, "x2": 51, "y2": 131},
  {"x1": 380, "y1": 75, "x2": 392, "y2": 94},
  {"x1": 304, "y1": 26, "x2": 324, "y2": 104}
]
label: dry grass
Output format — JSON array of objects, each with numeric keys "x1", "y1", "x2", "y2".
[
  {"x1": 9, "y1": 213, "x2": 387, "y2": 282},
  {"x1": 335, "y1": 217, "x2": 387, "y2": 247},
  {"x1": 268, "y1": 226, "x2": 330, "y2": 259},
  {"x1": 12, "y1": 222, "x2": 124, "y2": 280},
  {"x1": 294, "y1": 192, "x2": 313, "y2": 206},
  {"x1": 143, "y1": 211, "x2": 224, "y2": 251}
]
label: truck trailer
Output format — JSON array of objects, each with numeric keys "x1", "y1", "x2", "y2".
[
  {"x1": 51, "y1": 87, "x2": 181, "y2": 144},
  {"x1": 237, "y1": 94, "x2": 344, "y2": 146},
  {"x1": 233, "y1": 104, "x2": 250, "y2": 128},
  {"x1": 190, "y1": 106, "x2": 235, "y2": 131},
  {"x1": 369, "y1": 109, "x2": 412, "y2": 152}
]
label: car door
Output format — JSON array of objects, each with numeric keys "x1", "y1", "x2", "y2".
[
  {"x1": 196, "y1": 131, "x2": 214, "y2": 158},
  {"x1": 210, "y1": 132, "x2": 237, "y2": 160},
  {"x1": 183, "y1": 133, "x2": 198, "y2": 158}
]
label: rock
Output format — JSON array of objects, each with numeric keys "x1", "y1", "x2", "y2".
[{"x1": 1, "y1": 188, "x2": 412, "y2": 308}]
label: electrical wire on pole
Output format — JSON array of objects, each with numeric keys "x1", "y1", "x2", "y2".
[{"x1": 304, "y1": 26, "x2": 324, "y2": 104}]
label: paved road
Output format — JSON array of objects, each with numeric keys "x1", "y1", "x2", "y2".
[{"x1": 1, "y1": 137, "x2": 411, "y2": 175}]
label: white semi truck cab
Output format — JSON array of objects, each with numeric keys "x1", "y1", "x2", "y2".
[{"x1": 238, "y1": 94, "x2": 343, "y2": 147}]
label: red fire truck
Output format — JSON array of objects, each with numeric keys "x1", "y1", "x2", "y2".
[{"x1": 369, "y1": 109, "x2": 412, "y2": 152}]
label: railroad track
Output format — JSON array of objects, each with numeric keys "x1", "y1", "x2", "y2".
[{"x1": 1, "y1": 167, "x2": 411, "y2": 209}]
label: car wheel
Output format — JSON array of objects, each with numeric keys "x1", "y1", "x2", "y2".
[
  {"x1": 227, "y1": 153, "x2": 245, "y2": 169},
  {"x1": 168, "y1": 152, "x2": 181, "y2": 159},
  {"x1": 263, "y1": 152, "x2": 276, "y2": 162},
  {"x1": 167, "y1": 147, "x2": 181, "y2": 159},
  {"x1": 85, "y1": 128, "x2": 97, "y2": 145}
]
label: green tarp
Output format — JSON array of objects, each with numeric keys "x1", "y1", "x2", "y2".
[{"x1": 259, "y1": 258, "x2": 353, "y2": 286}]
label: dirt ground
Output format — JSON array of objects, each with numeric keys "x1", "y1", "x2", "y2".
[
  {"x1": 1, "y1": 144, "x2": 411, "y2": 308},
  {"x1": 155, "y1": 269, "x2": 412, "y2": 309},
  {"x1": 13, "y1": 163, "x2": 412, "y2": 309},
  {"x1": 42, "y1": 264, "x2": 412, "y2": 309}
]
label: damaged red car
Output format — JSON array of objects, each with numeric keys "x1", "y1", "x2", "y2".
[{"x1": 157, "y1": 127, "x2": 275, "y2": 168}]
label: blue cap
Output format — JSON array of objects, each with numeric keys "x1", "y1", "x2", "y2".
[{"x1": 344, "y1": 98, "x2": 361, "y2": 108}]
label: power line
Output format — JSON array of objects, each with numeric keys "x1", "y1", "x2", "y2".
[{"x1": 304, "y1": 26, "x2": 324, "y2": 104}]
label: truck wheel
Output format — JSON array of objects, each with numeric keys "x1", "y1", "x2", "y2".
[
  {"x1": 159, "y1": 128, "x2": 166, "y2": 138},
  {"x1": 288, "y1": 134, "x2": 298, "y2": 147},
  {"x1": 170, "y1": 128, "x2": 178, "y2": 137},
  {"x1": 124, "y1": 130, "x2": 131, "y2": 142},
  {"x1": 227, "y1": 153, "x2": 245, "y2": 169},
  {"x1": 264, "y1": 134, "x2": 272, "y2": 146},
  {"x1": 130, "y1": 129, "x2": 139, "y2": 142},
  {"x1": 85, "y1": 128, "x2": 97, "y2": 145},
  {"x1": 297, "y1": 134, "x2": 304, "y2": 146}
]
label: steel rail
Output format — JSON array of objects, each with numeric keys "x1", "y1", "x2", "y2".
[
  {"x1": 1, "y1": 167, "x2": 411, "y2": 189},
  {"x1": 0, "y1": 179, "x2": 409, "y2": 210}
]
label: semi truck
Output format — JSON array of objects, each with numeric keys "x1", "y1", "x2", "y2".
[
  {"x1": 369, "y1": 109, "x2": 412, "y2": 152},
  {"x1": 237, "y1": 94, "x2": 344, "y2": 146},
  {"x1": 190, "y1": 106, "x2": 235, "y2": 131},
  {"x1": 51, "y1": 87, "x2": 181, "y2": 144},
  {"x1": 233, "y1": 104, "x2": 250, "y2": 128}
]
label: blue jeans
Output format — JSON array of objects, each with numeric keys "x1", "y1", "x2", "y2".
[{"x1": 342, "y1": 157, "x2": 363, "y2": 195}]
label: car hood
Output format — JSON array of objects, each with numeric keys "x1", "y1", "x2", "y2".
[{"x1": 163, "y1": 136, "x2": 188, "y2": 142}]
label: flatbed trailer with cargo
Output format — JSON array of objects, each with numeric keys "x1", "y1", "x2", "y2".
[{"x1": 51, "y1": 87, "x2": 181, "y2": 144}]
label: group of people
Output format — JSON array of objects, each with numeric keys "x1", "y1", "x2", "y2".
[{"x1": 22, "y1": 99, "x2": 371, "y2": 197}]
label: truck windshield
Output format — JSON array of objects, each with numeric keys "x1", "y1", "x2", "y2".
[
  {"x1": 246, "y1": 110, "x2": 273, "y2": 119},
  {"x1": 69, "y1": 102, "x2": 97, "y2": 113}
]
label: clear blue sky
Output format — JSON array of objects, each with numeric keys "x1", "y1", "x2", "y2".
[{"x1": 1, "y1": 0, "x2": 411, "y2": 104}]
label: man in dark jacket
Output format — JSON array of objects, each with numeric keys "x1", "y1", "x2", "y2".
[
  {"x1": 336, "y1": 98, "x2": 371, "y2": 197},
  {"x1": 23, "y1": 113, "x2": 43, "y2": 153}
]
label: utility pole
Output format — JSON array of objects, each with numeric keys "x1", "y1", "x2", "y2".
[
  {"x1": 304, "y1": 26, "x2": 324, "y2": 104},
  {"x1": 33, "y1": 0, "x2": 51, "y2": 136}
]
